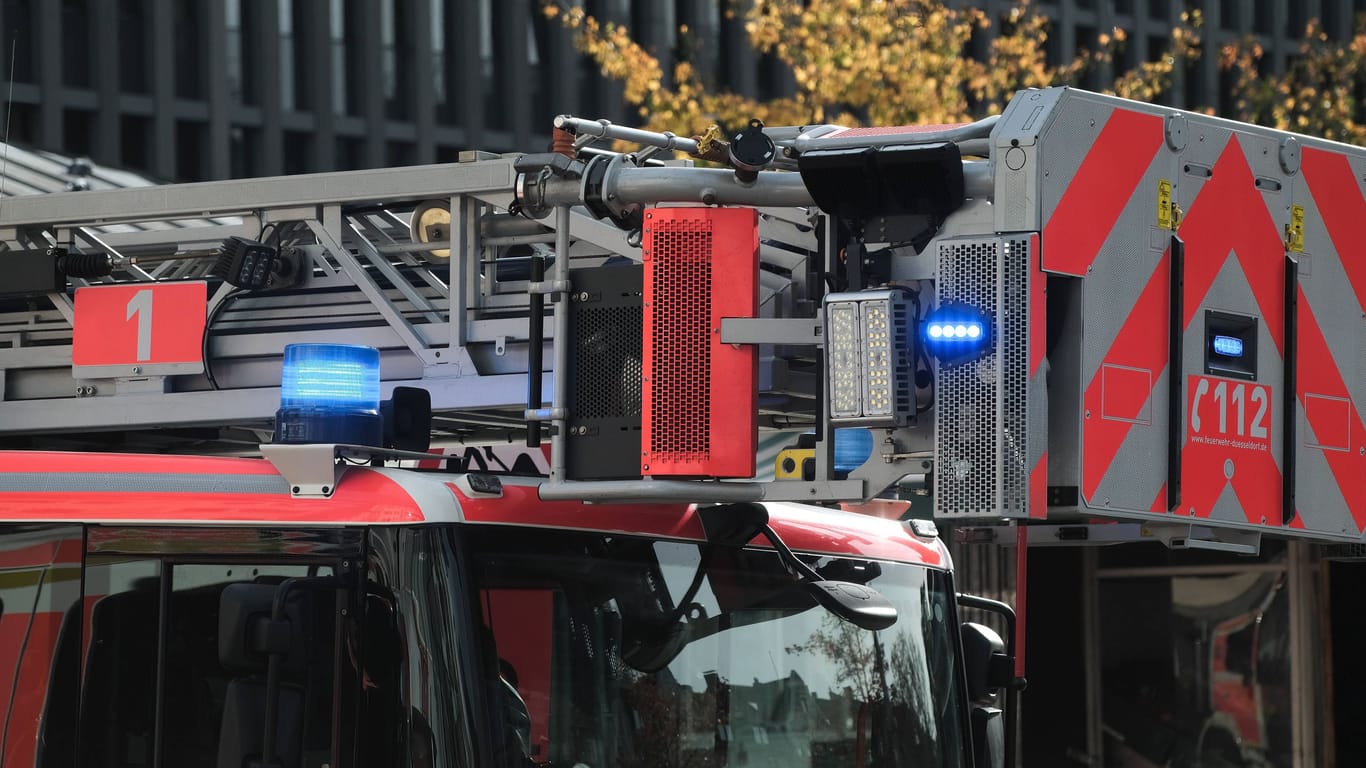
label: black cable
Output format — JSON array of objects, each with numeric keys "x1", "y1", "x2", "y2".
[{"x1": 201, "y1": 287, "x2": 242, "y2": 391}]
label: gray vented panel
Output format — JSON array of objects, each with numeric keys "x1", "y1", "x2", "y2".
[
  {"x1": 573, "y1": 305, "x2": 643, "y2": 420},
  {"x1": 1322, "y1": 543, "x2": 1366, "y2": 561},
  {"x1": 934, "y1": 236, "x2": 1031, "y2": 517}
]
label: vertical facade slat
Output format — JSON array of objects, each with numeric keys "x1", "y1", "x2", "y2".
[
  {"x1": 1200, "y1": 0, "x2": 1222, "y2": 111},
  {"x1": 596, "y1": 0, "x2": 627, "y2": 125},
  {"x1": 207, "y1": 0, "x2": 231, "y2": 180},
  {"x1": 455, "y1": 0, "x2": 484, "y2": 149},
  {"x1": 499, "y1": 0, "x2": 532, "y2": 149},
  {"x1": 636, "y1": 1, "x2": 674, "y2": 85},
  {"x1": 1166, "y1": 0, "x2": 1185, "y2": 108},
  {"x1": 303, "y1": 0, "x2": 336, "y2": 172},
  {"x1": 359, "y1": 0, "x2": 385, "y2": 166},
  {"x1": 1270, "y1": 1, "x2": 1288, "y2": 75},
  {"x1": 38, "y1": 0, "x2": 62, "y2": 151},
  {"x1": 151, "y1": 0, "x2": 175, "y2": 179},
  {"x1": 680, "y1": 0, "x2": 718, "y2": 85},
  {"x1": 722, "y1": 0, "x2": 756, "y2": 100},
  {"x1": 546, "y1": 6, "x2": 579, "y2": 125},
  {"x1": 1095, "y1": 1, "x2": 1114, "y2": 86},
  {"x1": 1057, "y1": 1, "x2": 1076, "y2": 80},
  {"x1": 94, "y1": 0, "x2": 121, "y2": 166},
  {"x1": 1331, "y1": 0, "x2": 1352, "y2": 41},
  {"x1": 411, "y1": 0, "x2": 436, "y2": 164},
  {"x1": 254, "y1": 0, "x2": 284, "y2": 176}
]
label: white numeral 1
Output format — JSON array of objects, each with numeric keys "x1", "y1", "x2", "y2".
[{"x1": 126, "y1": 289, "x2": 153, "y2": 361}]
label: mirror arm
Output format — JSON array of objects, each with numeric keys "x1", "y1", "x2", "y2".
[
  {"x1": 958, "y1": 592, "x2": 1023, "y2": 768},
  {"x1": 758, "y1": 524, "x2": 825, "y2": 583}
]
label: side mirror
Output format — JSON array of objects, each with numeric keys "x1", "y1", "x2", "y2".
[
  {"x1": 803, "y1": 579, "x2": 897, "y2": 631},
  {"x1": 961, "y1": 621, "x2": 1011, "y2": 768},
  {"x1": 960, "y1": 621, "x2": 1012, "y2": 701}
]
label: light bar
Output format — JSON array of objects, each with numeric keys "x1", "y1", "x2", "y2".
[
  {"x1": 274, "y1": 343, "x2": 384, "y2": 446},
  {"x1": 826, "y1": 302, "x2": 863, "y2": 420},
  {"x1": 823, "y1": 290, "x2": 914, "y2": 427},
  {"x1": 923, "y1": 303, "x2": 992, "y2": 364},
  {"x1": 1212, "y1": 335, "x2": 1244, "y2": 357},
  {"x1": 211, "y1": 236, "x2": 300, "y2": 291}
]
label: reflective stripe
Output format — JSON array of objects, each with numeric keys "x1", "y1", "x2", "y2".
[
  {"x1": 0, "y1": 472, "x2": 290, "y2": 495},
  {"x1": 0, "y1": 469, "x2": 424, "y2": 524}
]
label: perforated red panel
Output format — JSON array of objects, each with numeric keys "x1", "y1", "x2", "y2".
[{"x1": 641, "y1": 207, "x2": 758, "y2": 477}]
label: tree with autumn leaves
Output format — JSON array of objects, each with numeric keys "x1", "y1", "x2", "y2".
[{"x1": 546, "y1": 0, "x2": 1366, "y2": 146}]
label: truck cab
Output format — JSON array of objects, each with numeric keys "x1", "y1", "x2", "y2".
[{"x1": 0, "y1": 450, "x2": 1008, "y2": 768}]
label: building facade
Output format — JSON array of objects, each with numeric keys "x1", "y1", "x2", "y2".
[{"x1": 2, "y1": 0, "x2": 1361, "y2": 183}]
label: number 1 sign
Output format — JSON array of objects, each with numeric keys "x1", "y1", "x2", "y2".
[{"x1": 72, "y1": 282, "x2": 207, "y2": 377}]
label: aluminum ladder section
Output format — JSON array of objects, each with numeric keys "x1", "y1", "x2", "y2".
[{"x1": 0, "y1": 153, "x2": 819, "y2": 451}]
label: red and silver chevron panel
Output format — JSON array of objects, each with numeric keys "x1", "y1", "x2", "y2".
[{"x1": 1022, "y1": 89, "x2": 1363, "y2": 541}]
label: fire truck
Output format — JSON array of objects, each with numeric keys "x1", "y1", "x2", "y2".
[{"x1": 1, "y1": 84, "x2": 1363, "y2": 767}]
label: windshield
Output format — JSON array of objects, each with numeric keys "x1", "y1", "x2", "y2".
[{"x1": 468, "y1": 526, "x2": 967, "y2": 768}]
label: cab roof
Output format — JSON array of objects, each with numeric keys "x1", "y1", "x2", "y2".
[{"x1": 0, "y1": 450, "x2": 947, "y2": 568}]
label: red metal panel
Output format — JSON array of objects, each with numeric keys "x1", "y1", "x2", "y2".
[
  {"x1": 72, "y1": 282, "x2": 207, "y2": 369},
  {"x1": 1029, "y1": 234, "x2": 1048, "y2": 519},
  {"x1": 640, "y1": 207, "x2": 758, "y2": 478},
  {"x1": 1029, "y1": 234, "x2": 1046, "y2": 379},
  {"x1": 3, "y1": 612, "x2": 62, "y2": 767},
  {"x1": 0, "y1": 457, "x2": 425, "y2": 524},
  {"x1": 1029, "y1": 455, "x2": 1048, "y2": 520},
  {"x1": 0, "y1": 450, "x2": 282, "y2": 476},
  {"x1": 1042, "y1": 108, "x2": 1164, "y2": 277},
  {"x1": 453, "y1": 484, "x2": 949, "y2": 567}
]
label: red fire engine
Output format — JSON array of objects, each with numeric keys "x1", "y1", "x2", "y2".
[{"x1": 2, "y1": 83, "x2": 1364, "y2": 767}]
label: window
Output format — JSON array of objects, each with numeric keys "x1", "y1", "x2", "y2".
[
  {"x1": 471, "y1": 527, "x2": 968, "y2": 768},
  {"x1": 0, "y1": 526, "x2": 83, "y2": 768},
  {"x1": 79, "y1": 558, "x2": 341, "y2": 768}
]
